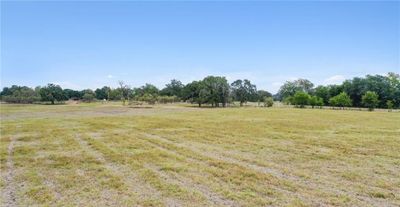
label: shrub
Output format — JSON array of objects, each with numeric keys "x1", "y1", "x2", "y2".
[
  {"x1": 1, "y1": 86, "x2": 40, "y2": 104},
  {"x1": 82, "y1": 93, "x2": 95, "y2": 102},
  {"x1": 293, "y1": 92, "x2": 310, "y2": 108},
  {"x1": 361, "y1": 91, "x2": 379, "y2": 111},
  {"x1": 386, "y1": 100, "x2": 393, "y2": 112},
  {"x1": 263, "y1": 97, "x2": 274, "y2": 107},
  {"x1": 309, "y1": 96, "x2": 324, "y2": 108},
  {"x1": 329, "y1": 92, "x2": 352, "y2": 109},
  {"x1": 139, "y1": 93, "x2": 157, "y2": 105},
  {"x1": 283, "y1": 96, "x2": 293, "y2": 105}
]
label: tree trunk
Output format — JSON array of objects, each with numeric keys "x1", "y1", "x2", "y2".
[
  {"x1": 51, "y1": 100, "x2": 54, "y2": 104},
  {"x1": 240, "y1": 101, "x2": 243, "y2": 107}
]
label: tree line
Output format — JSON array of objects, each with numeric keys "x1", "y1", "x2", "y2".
[
  {"x1": 276, "y1": 72, "x2": 399, "y2": 110},
  {"x1": 1, "y1": 72, "x2": 399, "y2": 110}
]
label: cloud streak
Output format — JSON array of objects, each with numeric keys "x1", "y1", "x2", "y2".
[{"x1": 324, "y1": 75, "x2": 346, "y2": 85}]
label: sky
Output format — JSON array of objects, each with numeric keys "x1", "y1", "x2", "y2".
[{"x1": 1, "y1": 1, "x2": 399, "y2": 93}]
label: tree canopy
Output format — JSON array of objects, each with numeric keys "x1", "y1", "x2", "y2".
[
  {"x1": 39, "y1": 84, "x2": 67, "y2": 104},
  {"x1": 361, "y1": 91, "x2": 379, "y2": 111},
  {"x1": 231, "y1": 79, "x2": 257, "y2": 106}
]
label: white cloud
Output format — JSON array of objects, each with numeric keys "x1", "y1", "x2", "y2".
[
  {"x1": 324, "y1": 75, "x2": 345, "y2": 85},
  {"x1": 107, "y1": 74, "x2": 114, "y2": 79}
]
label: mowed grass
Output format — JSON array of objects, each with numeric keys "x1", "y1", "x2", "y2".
[{"x1": 1, "y1": 103, "x2": 399, "y2": 206}]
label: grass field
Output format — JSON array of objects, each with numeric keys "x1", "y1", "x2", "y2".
[{"x1": 1, "y1": 103, "x2": 399, "y2": 206}]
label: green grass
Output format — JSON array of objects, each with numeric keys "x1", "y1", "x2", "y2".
[{"x1": 1, "y1": 103, "x2": 399, "y2": 206}]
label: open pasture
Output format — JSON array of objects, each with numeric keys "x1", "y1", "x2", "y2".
[{"x1": 1, "y1": 103, "x2": 399, "y2": 206}]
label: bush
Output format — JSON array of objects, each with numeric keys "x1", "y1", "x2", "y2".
[
  {"x1": 1, "y1": 86, "x2": 40, "y2": 104},
  {"x1": 293, "y1": 92, "x2": 310, "y2": 108},
  {"x1": 263, "y1": 97, "x2": 274, "y2": 107},
  {"x1": 329, "y1": 92, "x2": 352, "y2": 109},
  {"x1": 361, "y1": 91, "x2": 379, "y2": 111},
  {"x1": 82, "y1": 93, "x2": 95, "y2": 102},
  {"x1": 282, "y1": 96, "x2": 293, "y2": 105},
  {"x1": 386, "y1": 100, "x2": 393, "y2": 112},
  {"x1": 139, "y1": 93, "x2": 157, "y2": 105},
  {"x1": 309, "y1": 96, "x2": 324, "y2": 108}
]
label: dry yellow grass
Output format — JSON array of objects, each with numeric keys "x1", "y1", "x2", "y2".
[{"x1": 1, "y1": 103, "x2": 399, "y2": 206}]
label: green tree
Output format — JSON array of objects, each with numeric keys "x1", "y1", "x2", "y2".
[
  {"x1": 133, "y1": 83, "x2": 159, "y2": 98},
  {"x1": 108, "y1": 88, "x2": 122, "y2": 100},
  {"x1": 160, "y1": 79, "x2": 184, "y2": 98},
  {"x1": 309, "y1": 96, "x2": 324, "y2": 109},
  {"x1": 63, "y1": 89, "x2": 82, "y2": 100},
  {"x1": 231, "y1": 79, "x2": 257, "y2": 106},
  {"x1": 361, "y1": 91, "x2": 379, "y2": 111},
  {"x1": 0, "y1": 85, "x2": 40, "y2": 104},
  {"x1": 95, "y1": 86, "x2": 111, "y2": 100},
  {"x1": 329, "y1": 92, "x2": 352, "y2": 109},
  {"x1": 82, "y1": 92, "x2": 95, "y2": 102},
  {"x1": 283, "y1": 96, "x2": 294, "y2": 105},
  {"x1": 39, "y1": 84, "x2": 66, "y2": 104},
  {"x1": 202, "y1": 76, "x2": 230, "y2": 107},
  {"x1": 292, "y1": 91, "x2": 310, "y2": 108},
  {"x1": 256, "y1": 90, "x2": 272, "y2": 106},
  {"x1": 277, "y1": 79, "x2": 314, "y2": 100},
  {"x1": 118, "y1": 81, "x2": 131, "y2": 105},
  {"x1": 182, "y1": 81, "x2": 208, "y2": 107},
  {"x1": 342, "y1": 73, "x2": 398, "y2": 108},
  {"x1": 314, "y1": 85, "x2": 330, "y2": 105}
]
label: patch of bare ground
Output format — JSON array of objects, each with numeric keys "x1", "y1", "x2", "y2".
[
  {"x1": 142, "y1": 132, "x2": 394, "y2": 206},
  {"x1": 73, "y1": 134, "x2": 181, "y2": 207}
]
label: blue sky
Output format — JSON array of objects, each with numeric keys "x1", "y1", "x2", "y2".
[{"x1": 1, "y1": 1, "x2": 399, "y2": 93}]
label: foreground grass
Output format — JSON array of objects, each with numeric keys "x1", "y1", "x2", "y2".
[{"x1": 1, "y1": 103, "x2": 399, "y2": 206}]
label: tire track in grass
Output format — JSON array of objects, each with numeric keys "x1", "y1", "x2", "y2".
[
  {"x1": 142, "y1": 132, "x2": 393, "y2": 207},
  {"x1": 103, "y1": 132, "x2": 239, "y2": 206},
  {"x1": 145, "y1": 164, "x2": 240, "y2": 207},
  {"x1": 1, "y1": 125, "x2": 20, "y2": 207},
  {"x1": 73, "y1": 133, "x2": 181, "y2": 207},
  {"x1": 80, "y1": 132, "x2": 217, "y2": 207},
  {"x1": 137, "y1": 132, "x2": 297, "y2": 206}
]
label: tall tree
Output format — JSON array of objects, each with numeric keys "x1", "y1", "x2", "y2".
[
  {"x1": 314, "y1": 85, "x2": 330, "y2": 105},
  {"x1": 134, "y1": 83, "x2": 159, "y2": 97},
  {"x1": 160, "y1": 79, "x2": 184, "y2": 98},
  {"x1": 95, "y1": 86, "x2": 111, "y2": 100},
  {"x1": 231, "y1": 79, "x2": 257, "y2": 106},
  {"x1": 182, "y1": 81, "x2": 207, "y2": 107},
  {"x1": 202, "y1": 76, "x2": 230, "y2": 107},
  {"x1": 63, "y1": 89, "x2": 82, "y2": 100},
  {"x1": 277, "y1": 79, "x2": 314, "y2": 100},
  {"x1": 118, "y1": 81, "x2": 131, "y2": 105},
  {"x1": 256, "y1": 90, "x2": 272, "y2": 105},
  {"x1": 39, "y1": 84, "x2": 66, "y2": 104}
]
